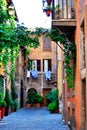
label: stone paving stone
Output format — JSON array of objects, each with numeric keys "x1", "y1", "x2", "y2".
[{"x1": 0, "y1": 107, "x2": 69, "y2": 130}]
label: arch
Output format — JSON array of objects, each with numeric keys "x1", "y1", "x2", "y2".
[
  {"x1": 26, "y1": 82, "x2": 42, "y2": 94},
  {"x1": 28, "y1": 88, "x2": 37, "y2": 94}
]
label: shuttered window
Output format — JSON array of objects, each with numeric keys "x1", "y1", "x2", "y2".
[
  {"x1": 43, "y1": 36, "x2": 51, "y2": 50},
  {"x1": 28, "y1": 60, "x2": 41, "y2": 71},
  {"x1": 43, "y1": 59, "x2": 52, "y2": 71}
]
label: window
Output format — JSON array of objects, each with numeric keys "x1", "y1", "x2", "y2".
[
  {"x1": 43, "y1": 59, "x2": 52, "y2": 71},
  {"x1": 43, "y1": 36, "x2": 51, "y2": 50},
  {"x1": 28, "y1": 60, "x2": 41, "y2": 71}
]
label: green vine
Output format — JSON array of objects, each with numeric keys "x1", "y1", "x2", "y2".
[
  {"x1": 64, "y1": 44, "x2": 76, "y2": 88},
  {"x1": 0, "y1": 0, "x2": 8, "y2": 24},
  {"x1": 47, "y1": 29, "x2": 76, "y2": 88},
  {"x1": 0, "y1": 1, "x2": 41, "y2": 81},
  {"x1": 0, "y1": 76, "x2": 4, "y2": 92},
  {"x1": 0, "y1": 1, "x2": 47, "y2": 102},
  {"x1": 0, "y1": 0, "x2": 42, "y2": 100}
]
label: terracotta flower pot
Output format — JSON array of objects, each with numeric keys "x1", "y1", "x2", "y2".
[
  {"x1": 9, "y1": 107, "x2": 14, "y2": 113},
  {"x1": 25, "y1": 103, "x2": 31, "y2": 108},
  {"x1": 46, "y1": 10, "x2": 51, "y2": 16},
  {"x1": 0, "y1": 107, "x2": 5, "y2": 119},
  {"x1": 35, "y1": 103, "x2": 41, "y2": 108},
  {"x1": 54, "y1": 109, "x2": 58, "y2": 113},
  {"x1": 6, "y1": 0, "x2": 10, "y2": 3}
]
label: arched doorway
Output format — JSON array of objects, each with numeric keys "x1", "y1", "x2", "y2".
[
  {"x1": 28, "y1": 88, "x2": 37, "y2": 94},
  {"x1": 27, "y1": 88, "x2": 37, "y2": 107}
]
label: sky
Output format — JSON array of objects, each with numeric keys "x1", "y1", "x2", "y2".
[{"x1": 12, "y1": 0, "x2": 51, "y2": 29}]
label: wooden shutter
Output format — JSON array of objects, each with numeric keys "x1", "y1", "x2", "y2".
[
  {"x1": 43, "y1": 36, "x2": 51, "y2": 50},
  {"x1": 48, "y1": 59, "x2": 52, "y2": 71},
  {"x1": 37, "y1": 60, "x2": 41, "y2": 71},
  {"x1": 43, "y1": 59, "x2": 52, "y2": 71}
]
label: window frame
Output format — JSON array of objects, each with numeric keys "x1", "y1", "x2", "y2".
[
  {"x1": 28, "y1": 59, "x2": 41, "y2": 71},
  {"x1": 43, "y1": 59, "x2": 52, "y2": 72}
]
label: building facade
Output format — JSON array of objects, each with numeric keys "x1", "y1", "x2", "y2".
[
  {"x1": 15, "y1": 46, "x2": 27, "y2": 108},
  {"x1": 0, "y1": 0, "x2": 17, "y2": 97},
  {"x1": 25, "y1": 35, "x2": 57, "y2": 106},
  {"x1": 57, "y1": 43, "x2": 64, "y2": 113},
  {"x1": 52, "y1": 0, "x2": 87, "y2": 130}
]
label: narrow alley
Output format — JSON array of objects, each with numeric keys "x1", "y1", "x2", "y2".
[{"x1": 0, "y1": 107, "x2": 69, "y2": 130}]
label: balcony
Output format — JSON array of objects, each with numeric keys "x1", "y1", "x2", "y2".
[{"x1": 52, "y1": 0, "x2": 76, "y2": 37}]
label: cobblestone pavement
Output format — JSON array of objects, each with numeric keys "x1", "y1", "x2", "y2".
[{"x1": 0, "y1": 107, "x2": 69, "y2": 130}]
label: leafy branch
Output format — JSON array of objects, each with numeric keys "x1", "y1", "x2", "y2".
[{"x1": 46, "y1": 29, "x2": 76, "y2": 88}]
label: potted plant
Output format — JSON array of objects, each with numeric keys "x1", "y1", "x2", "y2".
[
  {"x1": 0, "y1": 92, "x2": 6, "y2": 119},
  {"x1": 9, "y1": 99, "x2": 18, "y2": 112},
  {"x1": 13, "y1": 99, "x2": 18, "y2": 111},
  {"x1": 46, "y1": 89, "x2": 59, "y2": 113},
  {"x1": 48, "y1": 101, "x2": 58, "y2": 113},
  {"x1": 9, "y1": 100, "x2": 14, "y2": 113},
  {"x1": 35, "y1": 94, "x2": 43, "y2": 108},
  {"x1": 27, "y1": 91, "x2": 37, "y2": 108},
  {"x1": 4, "y1": 88, "x2": 12, "y2": 116},
  {"x1": 43, "y1": 5, "x2": 52, "y2": 16},
  {"x1": 25, "y1": 99, "x2": 31, "y2": 108},
  {"x1": 46, "y1": 0, "x2": 52, "y2": 5},
  {"x1": 46, "y1": 89, "x2": 58, "y2": 104}
]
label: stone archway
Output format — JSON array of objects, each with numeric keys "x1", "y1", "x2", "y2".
[
  {"x1": 25, "y1": 83, "x2": 42, "y2": 106},
  {"x1": 28, "y1": 88, "x2": 37, "y2": 94},
  {"x1": 26, "y1": 82, "x2": 42, "y2": 94},
  {"x1": 26, "y1": 88, "x2": 38, "y2": 107}
]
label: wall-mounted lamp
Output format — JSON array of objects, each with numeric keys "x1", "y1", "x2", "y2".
[{"x1": 8, "y1": 5, "x2": 15, "y2": 16}]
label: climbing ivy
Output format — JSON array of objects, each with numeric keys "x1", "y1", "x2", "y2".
[
  {"x1": 0, "y1": 0, "x2": 41, "y2": 81},
  {"x1": 47, "y1": 29, "x2": 76, "y2": 88},
  {"x1": 64, "y1": 44, "x2": 76, "y2": 88},
  {"x1": 0, "y1": 1, "x2": 48, "y2": 102},
  {"x1": 0, "y1": 76, "x2": 4, "y2": 92},
  {"x1": 0, "y1": 0, "x2": 42, "y2": 100},
  {"x1": 0, "y1": 0, "x2": 8, "y2": 23}
]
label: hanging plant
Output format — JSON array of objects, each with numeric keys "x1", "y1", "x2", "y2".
[
  {"x1": 45, "y1": 9, "x2": 51, "y2": 16},
  {"x1": 46, "y1": 0, "x2": 52, "y2": 5},
  {"x1": 43, "y1": 5, "x2": 52, "y2": 16}
]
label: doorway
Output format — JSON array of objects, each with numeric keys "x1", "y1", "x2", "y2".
[{"x1": 43, "y1": 88, "x2": 52, "y2": 106}]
